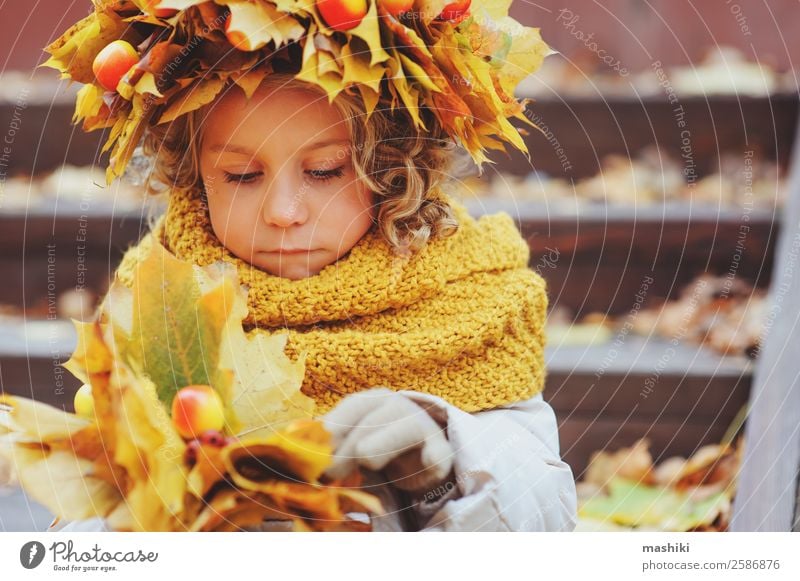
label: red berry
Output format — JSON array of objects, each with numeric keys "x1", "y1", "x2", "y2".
[
  {"x1": 184, "y1": 439, "x2": 201, "y2": 467},
  {"x1": 171, "y1": 384, "x2": 225, "y2": 440},
  {"x1": 437, "y1": 0, "x2": 471, "y2": 22},
  {"x1": 198, "y1": 429, "x2": 227, "y2": 447}
]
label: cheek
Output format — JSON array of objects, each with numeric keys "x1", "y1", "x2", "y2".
[
  {"x1": 206, "y1": 191, "x2": 258, "y2": 249},
  {"x1": 325, "y1": 186, "x2": 374, "y2": 236}
]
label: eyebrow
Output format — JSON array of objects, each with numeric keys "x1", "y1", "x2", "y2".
[{"x1": 208, "y1": 138, "x2": 350, "y2": 156}]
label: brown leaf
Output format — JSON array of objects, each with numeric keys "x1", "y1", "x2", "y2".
[
  {"x1": 158, "y1": 75, "x2": 226, "y2": 124},
  {"x1": 230, "y1": 65, "x2": 268, "y2": 99},
  {"x1": 585, "y1": 438, "x2": 655, "y2": 488}
]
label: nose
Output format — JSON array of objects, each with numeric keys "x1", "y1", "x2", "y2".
[{"x1": 260, "y1": 173, "x2": 309, "y2": 228}]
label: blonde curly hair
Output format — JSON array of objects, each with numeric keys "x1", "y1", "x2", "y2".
[{"x1": 142, "y1": 72, "x2": 468, "y2": 252}]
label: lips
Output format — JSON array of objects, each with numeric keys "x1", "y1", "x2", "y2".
[{"x1": 266, "y1": 249, "x2": 314, "y2": 254}]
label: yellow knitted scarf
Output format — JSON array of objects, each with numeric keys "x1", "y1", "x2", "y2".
[{"x1": 114, "y1": 187, "x2": 549, "y2": 414}]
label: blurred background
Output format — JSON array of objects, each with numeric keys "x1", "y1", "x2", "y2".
[{"x1": 0, "y1": 0, "x2": 797, "y2": 531}]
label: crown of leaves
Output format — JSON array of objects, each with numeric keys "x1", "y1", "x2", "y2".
[{"x1": 43, "y1": 0, "x2": 551, "y2": 183}]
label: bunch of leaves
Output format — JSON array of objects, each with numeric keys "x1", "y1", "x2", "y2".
[
  {"x1": 575, "y1": 437, "x2": 744, "y2": 532},
  {"x1": 42, "y1": 0, "x2": 551, "y2": 183},
  {"x1": 95, "y1": 235, "x2": 316, "y2": 435},
  {"x1": 0, "y1": 239, "x2": 382, "y2": 531}
]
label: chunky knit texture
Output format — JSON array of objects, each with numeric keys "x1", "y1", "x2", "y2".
[{"x1": 113, "y1": 187, "x2": 549, "y2": 414}]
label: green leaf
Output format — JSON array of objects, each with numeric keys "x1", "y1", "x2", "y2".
[
  {"x1": 579, "y1": 477, "x2": 730, "y2": 531},
  {"x1": 127, "y1": 241, "x2": 227, "y2": 405}
]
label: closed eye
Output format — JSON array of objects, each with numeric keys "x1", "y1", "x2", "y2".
[
  {"x1": 305, "y1": 166, "x2": 345, "y2": 182},
  {"x1": 223, "y1": 171, "x2": 262, "y2": 184}
]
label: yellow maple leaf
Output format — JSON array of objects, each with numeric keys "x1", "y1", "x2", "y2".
[
  {"x1": 220, "y1": 0, "x2": 305, "y2": 51},
  {"x1": 225, "y1": 420, "x2": 331, "y2": 486},
  {"x1": 0, "y1": 396, "x2": 125, "y2": 521},
  {"x1": 8, "y1": 445, "x2": 124, "y2": 521},
  {"x1": 356, "y1": 83, "x2": 380, "y2": 118},
  {"x1": 297, "y1": 22, "x2": 345, "y2": 103},
  {"x1": 0, "y1": 396, "x2": 90, "y2": 443},
  {"x1": 63, "y1": 319, "x2": 114, "y2": 384},
  {"x1": 214, "y1": 278, "x2": 314, "y2": 436},
  {"x1": 385, "y1": 50, "x2": 426, "y2": 131},
  {"x1": 73, "y1": 83, "x2": 106, "y2": 124},
  {"x1": 158, "y1": 76, "x2": 227, "y2": 125},
  {"x1": 347, "y1": 1, "x2": 391, "y2": 67},
  {"x1": 340, "y1": 42, "x2": 385, "y2": 95},
  {"x1": 40, "y1": 11, "x2": 131, "y2": 84}
]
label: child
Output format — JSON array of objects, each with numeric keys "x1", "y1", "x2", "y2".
[{"x1": 45, "y1": 1, "x2": 576, "y2": 532}]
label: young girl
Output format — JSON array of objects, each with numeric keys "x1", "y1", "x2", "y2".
[{"x1": 46, "y1": 1, "x2": 576, "y2": 532}]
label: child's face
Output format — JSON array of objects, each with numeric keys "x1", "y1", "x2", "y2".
[{"x1": 198, "y1": 84, "x2": 375, "y2": 280}]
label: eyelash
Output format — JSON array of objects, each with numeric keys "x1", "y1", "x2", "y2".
[
  {"x1": 222, "y1": 166, "x2": 345, "y2": 184},
  {"x1": 223, "y1": 171, "x2": 261, "y2": 184},
  {"x1": 307, "y1": 166, "x2": 345, "y2": 182}
]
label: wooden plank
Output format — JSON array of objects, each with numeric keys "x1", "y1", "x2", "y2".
[
  {"x1": 0, "y1": 102, "x2": 108, "y2": 174},
  {"x1": 464, "y1": 198, "x2": 779, "y2": 224},
  {"x1": 556, "y1": 416, "x2": 736, "y2": 479},
  {"x1": 546, "y1": 361, "x2": 751, "y2": 420},
  {"x1": 0, "y1": 204, "x2": 152, "y2": 307},
  {"x1": 544, "y1": 338, "x2": 752, "y2": 476},
  {"x1": 0, "y1": 203, "x2": 151, "y2": 250},
  {"x1": 545, "y1": 336, "x2": 753, "y2": 379},
  {"x1": 0, "y1": 354, "x2": 79, "y2": 411},
  {"x1": 526, "y1": 219, "x2": 776, "y2": 314},
  {"x1": 730, "y1": 117, "x2": 800, "y2": 531},
  {"x1": 0, "y1": 320, "x2": 80, "y2": 410},
  {"x1": 499, "y1": 94, "x2": 799, "y2": 179}
]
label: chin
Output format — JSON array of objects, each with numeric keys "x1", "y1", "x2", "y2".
[
  {"x1": 237, "y1": 250, "x2": 334, "y2": 280},
  {"x1": 277, "y1": 269, "x2": 314, "y2": 281},
  {"x1": 265, "y1": 261, "x2": 325, "y2": 280}
]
